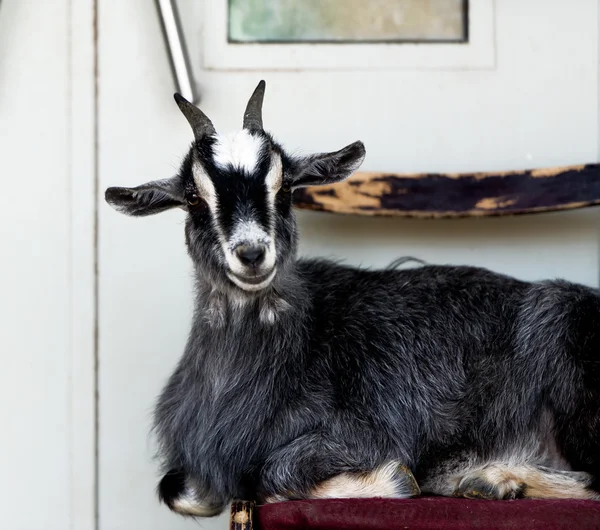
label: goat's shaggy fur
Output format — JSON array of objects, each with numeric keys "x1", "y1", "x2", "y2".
[{"x1": 106, "y1": 82, "x2": 600, "y2": 516}]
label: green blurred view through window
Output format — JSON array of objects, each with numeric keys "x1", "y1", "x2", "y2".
[{"x1": 228, "y1": 0, "x2": 467, "y2": 43}]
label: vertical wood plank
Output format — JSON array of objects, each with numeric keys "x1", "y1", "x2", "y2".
[
  {"x1": 69, "y1": 0, "x2": 98, "y2": 528},
  {"x1": 0, "y1": 1, "x2": 74, "y2": 528}
]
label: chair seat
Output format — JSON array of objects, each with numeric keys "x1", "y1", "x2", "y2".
[{"x1": 255, "y1": 497, "x2": 600, "y2": 530}]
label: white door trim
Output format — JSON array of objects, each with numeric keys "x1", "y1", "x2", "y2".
[{"x1": 69, "y1": 0, "x2": 97, "y2": 528}]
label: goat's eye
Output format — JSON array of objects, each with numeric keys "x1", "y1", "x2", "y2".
[
  {"x1": 187, "y1": 193, "x2": 200, "y2": 206},
  {"x1": 281, "y1": 184, "x2": 291, "y2": 193}
]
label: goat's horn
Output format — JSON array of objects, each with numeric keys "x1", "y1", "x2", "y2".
[
  {"x1": 243, "y1": 80, "x2": 266, "y2": 131},
  {"x1": 174, "y1": 93, "x2": 216, "y2": 140}
]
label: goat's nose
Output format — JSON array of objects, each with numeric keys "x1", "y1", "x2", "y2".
[{"x1": 235, "y1": 244, "x2": 266, "y2": 267}]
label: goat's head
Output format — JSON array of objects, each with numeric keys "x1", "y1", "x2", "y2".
[{"x1": 105, "y1": 81, "x2": 365, "y2": 293}]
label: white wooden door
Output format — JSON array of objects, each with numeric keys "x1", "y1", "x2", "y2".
[
  {"x1": 0, "y1": 1, "x2": 95, "y2": 529},
  {"x1": 98, "y1": 1, "x2": 600, "y2": 529}
]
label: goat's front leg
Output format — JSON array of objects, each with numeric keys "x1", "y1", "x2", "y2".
[
  {"x1": 158, "y1": 468, "x2": 227, "y2": 517},
  {"x1": 258, "y1": 434, "x2": 420, "y2": 503}
]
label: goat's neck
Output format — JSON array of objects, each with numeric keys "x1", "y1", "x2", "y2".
[{"x1": 195, "y1": 264, "x2": 307, "y2": 327}]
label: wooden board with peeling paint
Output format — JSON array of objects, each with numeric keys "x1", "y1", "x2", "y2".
[{"x1": 293, "y1": 163, "x2": 600, "y2": 218}]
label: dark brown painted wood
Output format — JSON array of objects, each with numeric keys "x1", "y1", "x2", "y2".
[
  {"x1": 293, "y1": 163, "x2": 600, "y2": 218},
  {"x1": 230, "y1": 500, "x2": 255, "y2": 530}
]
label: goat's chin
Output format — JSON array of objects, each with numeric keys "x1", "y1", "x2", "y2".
[{"x1": 226, "y1": 268, "x2": 277, "y2": 292}]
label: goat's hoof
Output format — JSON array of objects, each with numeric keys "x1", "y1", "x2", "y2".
[
  {"x1": 453, "y1": 469, "x2": 525, "y2": 500},
  {"x1": 395, "y1": 464, "x2": 421, "y2": 497}
]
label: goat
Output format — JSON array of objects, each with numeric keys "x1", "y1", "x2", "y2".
[{"x1": 105, "y1": 81, "x2": 600, "y2": 517}]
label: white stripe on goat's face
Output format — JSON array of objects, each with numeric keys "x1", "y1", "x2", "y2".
[
  {"x1": 192, "y1": 131, "x2": 283, "y2": 292},
  {"x1": 192, "y1": 158, "x2": 219, "y2": 213},
  {"x1": 212, "y1": 130, "x2": 264, "y2": 174}
]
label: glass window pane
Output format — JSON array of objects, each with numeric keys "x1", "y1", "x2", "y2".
[{"x1": 228, "y1": 0, "x2": 467, "y2": 44}]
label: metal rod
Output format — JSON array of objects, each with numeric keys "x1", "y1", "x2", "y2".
[{"x1": 155, "y1": 0, "x2": 199, "y2": 104}]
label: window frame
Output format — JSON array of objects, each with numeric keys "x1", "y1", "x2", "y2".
[{"x1": 203, "y1": 0, "x2": 495, "y2": 70}]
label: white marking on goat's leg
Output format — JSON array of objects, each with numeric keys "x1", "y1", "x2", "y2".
[
  {"x1": 454, "y1": 463, "x2": 599, "y2": 500},
  {"x1": 520, "y1": 466, "x2": 599, "y2": 500},
  {"x1": 171, "y1": 486, "x2": 224, "y2": 517},
  {"x1": 307, "y1": 462, "x2": 420, "y2": 500},
  {"x1": 454, "y1": 465, "x2": 525, "y2": 500}
]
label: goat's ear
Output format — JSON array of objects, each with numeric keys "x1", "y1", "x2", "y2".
[
  {"x1": 290, "y1": 141, "x2": 365, "y2": 188},
  {"x1": 105, "y1": 176, "x2": 185, "y2": 216}
]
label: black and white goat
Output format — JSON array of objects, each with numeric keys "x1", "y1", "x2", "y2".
[{"x1": 106, "y1": 81, "x2": 600, "y2": 517}]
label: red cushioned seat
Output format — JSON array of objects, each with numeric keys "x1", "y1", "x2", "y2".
[{"x1": 256, "y1": 498, "x2": 600, "y2": 530}]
